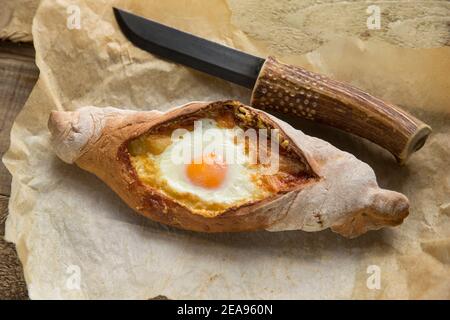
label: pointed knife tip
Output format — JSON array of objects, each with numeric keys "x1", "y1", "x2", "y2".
[
  {"x1": 112, "y1": 7, "x2": 122, "y2": 20},
  {"x1": 112, "y1": 7, "x2": 132, "y2": 30},
  {"x1": 112, "y1": 7, "x2": 129, "y2": 19}
]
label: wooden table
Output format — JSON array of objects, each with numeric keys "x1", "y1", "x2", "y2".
[{"x1": 0, "y1": 40, "x2": 39, "y2": 299}]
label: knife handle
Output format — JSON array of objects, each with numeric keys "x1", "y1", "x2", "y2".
[{"x1": 251, "y1": 56, "x2": 431, "y2": 164}]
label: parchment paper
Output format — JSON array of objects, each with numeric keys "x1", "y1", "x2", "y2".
[
  {"x1": 3, "y1": 0, "x2": 450, "y2": 299},
  {"x1": 0, "y1": 0, "x2": 40, "y2": 41}
]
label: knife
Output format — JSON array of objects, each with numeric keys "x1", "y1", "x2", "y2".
[{"x1": 113, "y1": 7, "x2": 431, "y2": 164}]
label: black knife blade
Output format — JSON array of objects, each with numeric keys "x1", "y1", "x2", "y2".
[{"x1": 113, "y1": 7, "x2": 265, "y2": 88}]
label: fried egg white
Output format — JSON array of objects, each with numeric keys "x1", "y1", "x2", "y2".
[{"x1": 156, "y1": 119, "x2": 266, "y2": 206}]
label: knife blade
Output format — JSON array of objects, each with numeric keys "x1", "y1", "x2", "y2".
[
  {"x1": 113, "y1": 7, "x2": 264, "y2": 88},
  {"x1": 113, "y1": 7, "x2": 431, "y2": 163}
]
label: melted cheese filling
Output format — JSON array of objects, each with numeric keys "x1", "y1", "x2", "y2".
[{"x1": 128, "y1": 111, "x2": 308, "y2": 217}]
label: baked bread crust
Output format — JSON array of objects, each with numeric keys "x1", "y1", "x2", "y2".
[{"x1": 48, "y1": 101, "x2": 409, "y2": 237}]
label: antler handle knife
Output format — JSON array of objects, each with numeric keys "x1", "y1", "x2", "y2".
[{"x1": 113, "y1": 7, "x2": 431, "y2": 163}]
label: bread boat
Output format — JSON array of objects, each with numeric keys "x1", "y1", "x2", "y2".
[{"x1": 48, "y1": 100, "x2": 409, "y2": 238}]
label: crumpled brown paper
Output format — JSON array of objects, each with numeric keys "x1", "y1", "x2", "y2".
[
  {"x1": 2, "y1": 0, "x2": 450, "y2": 299},
  {"x1": 0, "y1": 0, "x2": 40, "y2": 41}
]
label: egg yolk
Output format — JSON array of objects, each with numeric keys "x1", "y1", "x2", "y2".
[{"x1": 185, "y1": 153, "x2": 228, "y2": 189}]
